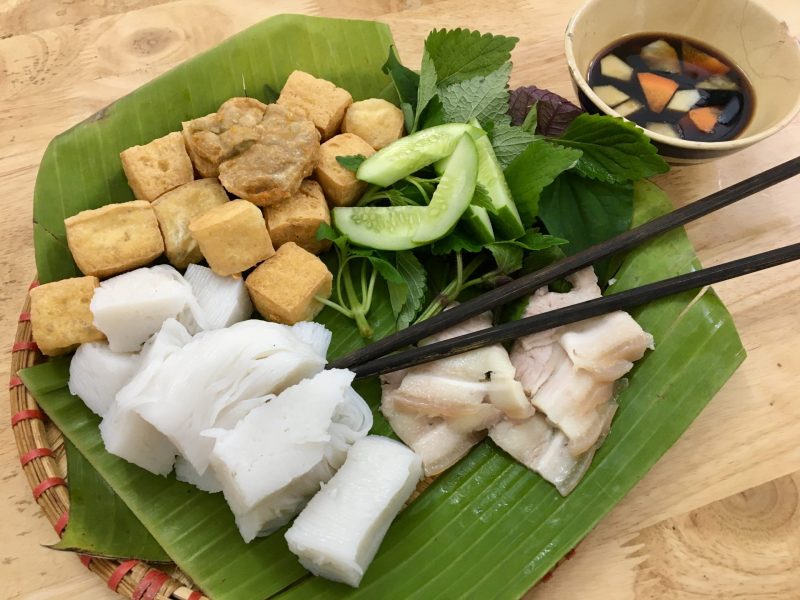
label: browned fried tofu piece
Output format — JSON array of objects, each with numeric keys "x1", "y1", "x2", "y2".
[
  {"x1": 315, "y1": 133, "x2": 375, "y2": 207},
  {"x1": 188, "y1": 199, "x2": 274, "y2": 276},
  {"x1": 65, "y1": 201, "x2": 164, "y2": 278},
  {"x1": 277, "y1": 71, "x2": 353, "y2": 140},
  {"x1": 245, "y1": 242, "x2": 333, "y2": 324},
  {"x1": 264, "y1": 180, "x2": 331, "y2": 255},
  {"x1": 218, "y1": 104, "x2": 319, "y2": 207},
  {"x1": 30, "y1": 276, "x2": 105, "y2": 356},
  {"x1": 120, "y1": 132, "x2": 194, "y2": 201},
  {"x1": 152, "y1": 178, "x2": 229, "y2": 269},
  {"x1": 181, "y1": 97, "x2": 268, "y2": 178},
  {"x1": 343, "y1": 99, "x2": 405, "y2": 150}
]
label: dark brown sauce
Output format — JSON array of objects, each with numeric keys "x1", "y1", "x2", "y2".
[{"x1": 588, "y1": 33, "x2": 755, "y2": 142}]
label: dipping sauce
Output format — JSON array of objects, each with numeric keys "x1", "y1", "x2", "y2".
[{"x1": 587, "y1": 33, "x2": 754, "y2": 142}]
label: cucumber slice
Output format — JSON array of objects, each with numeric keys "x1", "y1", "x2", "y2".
[
  {"x1": 462, "y1": 206, "x2": 495, "y2": 243},
  {"x1": 412, "y1": 134, "x2": 478, "y2": 243},
  {"x1": 357, "y1": 123, "x2": 478, "y2": 187},
  {"x1": 472, "y1": 132, "x2": 525, "y2": 239},
  {"x1": 333, "y1": 206, "x2": 426, "y2": 251}
]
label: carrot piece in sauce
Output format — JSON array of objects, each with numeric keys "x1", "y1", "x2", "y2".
[
  {"x1": 682, "y1": 42, "x2": 731, "y2": 76},
  {"x1": 637, "y1": 73, "x2": 679, "y2": 113},
  {"x1": 688, "y1": 106, "x2": 722, "y2": 133}
]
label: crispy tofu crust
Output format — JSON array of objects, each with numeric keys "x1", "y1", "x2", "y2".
[
  {"x1": 65, "y1": 200, "x2": 165, "y2": 278},
  {"x1": 343, "y1": 98, "x2": 405, "y2": 150},
  {"x1": 277, "y1": 70, "x2": 353, "y2": 140},
  {"x1": 30, "y1": 276, "x2": 105, "y2": 355},
  {"x1": 245, "y1": 242, "x2": 333, "y2": 324},
  {"x1": 264, "y1": 180, "x2": 331, "y2": 254},
  {"x1": 153, "y1": 178, "x2": 229, "y2": 268},
  {"x1": 314, "y1": 133, "x2": 375, "y2": 207},
  {"x1": 120, "y1": 132, "x2": 194, "y2": 201},
  {"x1": 188, "y1": 199, "x2": 275, "y2": 276}
]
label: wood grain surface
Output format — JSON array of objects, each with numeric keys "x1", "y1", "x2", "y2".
[{"x1": 1, "y1": 1, "x2": 798, "y2": 598}]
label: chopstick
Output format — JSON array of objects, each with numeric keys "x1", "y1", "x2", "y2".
[
  {"x1": 330, "y1": 156, "x2": 800, "y2": 371},
  {"x1": 350, "y1": 242, "x2": 800, "y2": 378}
]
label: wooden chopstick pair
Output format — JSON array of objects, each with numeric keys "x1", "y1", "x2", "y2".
[{"x1": 330, "y1": 157, "x2": 800, "y2": 379}]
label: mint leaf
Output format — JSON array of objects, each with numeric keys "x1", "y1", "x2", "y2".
[
  {"x1": 470, "y1": 183, "x2": 498, "y2": 214},
  {"x1": 504, "y1": 140, "x2": 582, "y2": 225},
  {"x1": 364, "y1": 254, "x2": 405, "y2": 284},
  {"x1": 556, "y1": 114, "x2": 669, "y2": 183},
  {"x1": 315, "y1": 222, "x2": 339, "y2": 242},
  {"x1": 487, "y1": 120, "x2": 539, "y2": 168},
  {"x1": 440, "y1": 62, "x2": 512, "y2": 127},
  {"x1": 508, "y1": 86, "x2": 582, "y2": 136},
  {"x1": 539, "y1": 172, "x2": 633, "y2": 277},
  {"x1": 425, "y1": 29, "x2": 518, "y2": 86},
  {"x1": 414, "y1": 49, "x2": 439, "y2": 131},
  {"x1": 431, "y1": 231, "x2": 484, "y2": 255},
  {"x1": 336, "y1": 154, "x2": 367, "y2": 172},
  {"x1": 502, "y1": 229, "x2": 568, "y2": 251},
  {"x1": 486, "y1": 243, "x2": 523, "y2": 275},
  {"x1": 382, "y1": 45, "x2": 419, "y2": 108},
  {"x1": 387, "y1": 251, "x2": 427, "y2": 329}
]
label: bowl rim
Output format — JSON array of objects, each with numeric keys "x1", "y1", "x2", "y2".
[{"x1": 563, "y1": 0, "x2": 800, "y2": 150}]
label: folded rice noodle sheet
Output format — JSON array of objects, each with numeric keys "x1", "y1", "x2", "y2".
[
  {"x1": 381, "y1": 310, "x2": 532, "y2": 476},
  {"x1": 131, "y1": 320, "x2": 329, "y2": 477},
  {"x1": 209, "y1": 369, "x2": 373, "y2": 542},
  {"x1": 68, "y1": 342, "x2": 140, "y2": 416},
  {"x1": 100, "y1": 319, "x2": 192, "y2": 474},
  {"x1": 285, "y1": 436, "x2": 422, "y2": 588},
  {"x1": 505, "y1": 267, "x2": 653, "y2": 492},
  {"x1": 183, "y1": 264, "x2": 252, "y2": 330},
  {"x1": 90, "y1": 265, "x2": 206, "y2": 352}
]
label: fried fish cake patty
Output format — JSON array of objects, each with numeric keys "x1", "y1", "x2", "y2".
[
  {"x1": 182, "y1": 97, "x2": 268, "y2": 177},
  {"x1": 218, "y1": 104, "x2": 320, "y2": 206}
]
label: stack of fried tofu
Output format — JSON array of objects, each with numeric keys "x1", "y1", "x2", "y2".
[{"x1": 33, "y1": 71, "x2": 405, "y2": 355}]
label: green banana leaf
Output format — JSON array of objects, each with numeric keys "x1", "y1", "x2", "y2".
[
  {"x1": 26, "y1": 12, "x2": 745, "y2": 600},
  {"x1": 53, "y1": 436, "x2": 170, "y2": 562}
]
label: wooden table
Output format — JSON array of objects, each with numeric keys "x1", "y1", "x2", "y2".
[{"x1": 1, "y1": 1, "x2": 798, "y2": 598}]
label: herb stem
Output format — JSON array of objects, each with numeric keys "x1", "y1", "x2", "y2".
[{"x1": 413, "y1": 254, "x2": 487, "y2": 324}]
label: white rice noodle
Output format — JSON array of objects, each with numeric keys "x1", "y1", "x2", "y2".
[
  {"x1": 209, "y1": 369, "x2": 373, "y2": 542},
  {"x1": 183, "y1": 264, "x2": 252, "y2": 330},
  {"x1": 68, "y1": 342, "x2": 140, "y2": 416},
  {"x1": 285, "y1": 436, "x2": 422, "y2": 587}
]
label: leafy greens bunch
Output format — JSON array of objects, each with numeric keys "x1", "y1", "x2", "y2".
[{"x1": 324, "y1": 28, "x2": 669, "y2": 336}]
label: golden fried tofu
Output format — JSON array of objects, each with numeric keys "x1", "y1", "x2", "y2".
[
  {"x1": 30, "y1": 276, "x2": 105, "y2": 356},
  {"x1": 343, "y1": 99, "x2": 405, "y2": 150},
  {"x1": 188, "y1": 199, "x2": 274, "y2": 276},
  {"x1": 181, "y1": 97, "x2": 268, "y2": 178},
  {"x1": 65, "y1": 201, "x2": 165, "y2": 278},
  {"x1": 277, "y1": 70, "x2": 353, "y2": 140},
  {"x1": 152, "y1": 178, "x2": 229, "y2": 269},
  {"x1": 315, "y1": 133, "x2": 375, "y2": 207},
  {"x1": 245, "y1": 242, "x2": 333, "y2": 324},
  {"x1": 120, "y1": 132, "x2": 194, "y2": 201},
  {"x1": 218, "y1": 104, "x2": 319, "y2": 206},
  {"x1": 265, "y1": 180, "x2": 331, "y2": 255}
]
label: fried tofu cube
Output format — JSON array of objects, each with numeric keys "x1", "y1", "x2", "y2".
[
  {"x1": 120, "y1": 132, "x2": 194, "y2": 201},
  {"x1": 65, "y1": 200, "x2": 165, "y2": 278},
  {"x1": 315, "y1": 133, "x2": 375, "y2": 207},
  {"x1": 245, "y1": 242, "x2": 332, "y2": 324},
  {"x1": 264, "y1": 180, "x2": 331, "y2": 255},
  {"x1": 152, "y1": 178, "x2": 229, "y2": 268},
  {"x1": 277, "y1": 71, "x2": 353, "y2": 140},
  {"x1": 343, "y1": 99, "x2": 405, "y2": 150},
  {"x1": 188, "y1": 199, "x2": 274, "y2": 276},
  {"x1": 30, "y1": 276, "x2": 105, "y2": 355}
]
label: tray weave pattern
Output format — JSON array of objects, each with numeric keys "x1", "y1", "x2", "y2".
[{"x1": 8, "y1": 282, "x2": 208, "y2": 600}]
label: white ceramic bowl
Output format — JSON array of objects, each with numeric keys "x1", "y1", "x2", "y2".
[{"x1": 565, "y1": 0, "x2": 800, "y2": 162}]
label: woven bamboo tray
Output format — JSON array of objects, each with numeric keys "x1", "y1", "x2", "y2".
[{"x1": 9, "y1": 281, "x2": 208, "y2": 600}]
